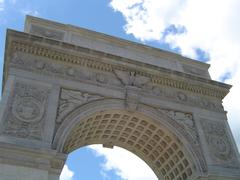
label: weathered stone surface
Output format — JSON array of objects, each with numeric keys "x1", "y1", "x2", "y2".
[
  {"x1": 0, "y1": 16, "x2": 239, "y2": 180},
  {"x1": 0, "y1": 80, "x2": 49, "y2": 140}
]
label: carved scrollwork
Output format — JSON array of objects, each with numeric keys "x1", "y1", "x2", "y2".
[{"x1": 1, "y1": 81, "x2": 49, "y2": 140}]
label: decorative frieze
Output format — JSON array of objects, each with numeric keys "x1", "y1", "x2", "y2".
[
  {"x1": 1, "y1": 81, "x2": 49, "y2": 140},
  {"x1": 147, "y1": 84, "x2": 223, "y2": 112},
  {"x1": 10, "y1": 53, "x2": 224, "y2": 113},
  {"x1": 10, "y1": 40, "x2": 229, "y2": 99}
]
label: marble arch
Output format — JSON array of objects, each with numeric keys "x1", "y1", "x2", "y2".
[
  {"x1": 0, "y1": 16, "x2": 240, "y2": 180},
  {"x1": 54, "y1": 99, "x2": 204, "y2": 179}
]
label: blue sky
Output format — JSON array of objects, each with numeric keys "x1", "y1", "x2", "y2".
[
  {"x1": 66, "y1": 146, "x2": 122, "y2": 180},
  {"x1": 0, "y1": 0, "x2": 239, "y2": 180}
]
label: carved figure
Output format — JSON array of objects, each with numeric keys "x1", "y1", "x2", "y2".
[{"x1": 56, "y1": 88, "x2": 103, "y2": 123}]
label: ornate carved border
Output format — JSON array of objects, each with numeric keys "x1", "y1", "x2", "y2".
[
  {"x1": 9, "y1": 53, "x2": 224, "y2": 112},
  {"x1": 7, "y1": 36, "x2": 230, "y2": 100}
]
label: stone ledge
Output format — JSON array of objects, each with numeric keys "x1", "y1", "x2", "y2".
[
  {"x1": 0, "y1": 142, "x2": 67, "y2": 173},
  {"x1": 24, "y1": 15, "x2": 210, "y2": 75}
]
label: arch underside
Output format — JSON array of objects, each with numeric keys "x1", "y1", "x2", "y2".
[{"x1": 62, "y1": 110, "x2": 197, "y2": 180}]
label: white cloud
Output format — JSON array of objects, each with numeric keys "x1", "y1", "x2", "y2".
[
  {"x1": 20, "y1": 9, "x2": 39, "y2": 16},
  {"x1": 0, "y1": 0, "x2": 4, "y2": 11},
  {"x1": 60, "y1": 165, "x2": 74, "y2": 180},
  {"x1": 109, "y1": 0, "x2": 240, "y2": 151},
  {"x1": 89, "y1": 145, "x2": 157, "y2": 180}
]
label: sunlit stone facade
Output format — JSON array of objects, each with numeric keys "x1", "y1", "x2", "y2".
[{"x1": 0, "y1": 16, "x2": 239, "y2": 180}]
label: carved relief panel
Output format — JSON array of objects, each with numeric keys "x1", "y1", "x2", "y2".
[
  {"x1": 0, "y1": 80, "x2": 49, "y2": 140},
  {"x1": 200, "y1": 119, "x2": 239, "y2": 168},
  {"x1": 159, "y1": 109, "x2": 198, "y2": 144},
  {"x1": 56, "y1": 88, "x2": 104, "y2": 124}
]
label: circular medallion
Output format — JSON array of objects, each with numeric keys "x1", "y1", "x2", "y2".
[{"x1": 12, "y1": 96, "x2": 44, "y2": 123}]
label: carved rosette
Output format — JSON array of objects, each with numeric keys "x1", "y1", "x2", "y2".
[
  {"x1": 200, "y1": 119, "x2": 238, "y2": 167},
  {"x1": 1, "y1": 81, "x2": 49, "y2": 140}
]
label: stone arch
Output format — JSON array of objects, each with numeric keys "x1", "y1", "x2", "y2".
[{"x1": 53, "y1": 99, "x2": 204, "y2": 180}]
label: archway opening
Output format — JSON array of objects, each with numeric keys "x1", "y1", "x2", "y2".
[
  {"x1": 60, "y1": 109, "x2": 196, "y2": 180},
  {"x1": 60, "y1": 144, "x2": 158, "y2": 180}
]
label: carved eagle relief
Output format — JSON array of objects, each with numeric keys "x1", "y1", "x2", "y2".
[
  {"x1": 114, "y1": 70, "x2": 150, "y2": 88},
  {"x1": 56, "y1": 89, "x2": 103, "y2": 123}
]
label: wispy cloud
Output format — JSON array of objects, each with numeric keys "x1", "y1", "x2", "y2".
[
  {"x1": 60, "y1": 165, "x2": 74, "y2": 180},
  {"x1": 109, "y1": 0, "x2": 240, "y2": 151},
  {"x1": 0, "y1": 0, "x2": 40, "y2": 17},
  {"x1": 20, "y1": 9, "x2": 39, "y2": 16},
  {"x1": 89, "y1": 145, "x2": 157, "y2": 180},
  {"x1": 0, "y1": 0, "x2": 4, "y2": 11}
]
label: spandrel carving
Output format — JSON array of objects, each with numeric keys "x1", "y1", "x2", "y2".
[
  {"x1": 56, "y1": 88, "x2": 104, "y2": 123},
  {"x1": 159, "y1": 109, "x2": 198, "y2": 144},
  {"x1": 1, "y1": 81, "x2": 49, "y2": 140}
]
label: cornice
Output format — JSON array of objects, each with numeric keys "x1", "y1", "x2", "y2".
[
  {"x1": 5, "y1": 30, "x2": 231, "y2": 99},
  {"x1": 25, "y1": 15, "x2": 209, "y2": 69}
]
